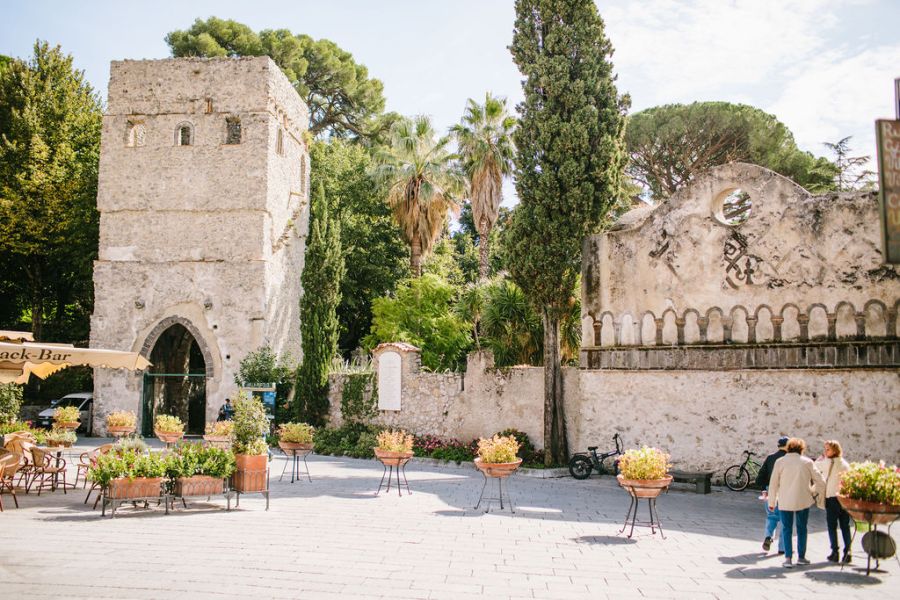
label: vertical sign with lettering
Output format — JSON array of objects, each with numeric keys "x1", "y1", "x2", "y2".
[
  {"x1": 377, "y1": 351, "x2": 402, "y2": 411},
  {"x1": 876, "y1": 119, "x2": 900, "y2": 264}
]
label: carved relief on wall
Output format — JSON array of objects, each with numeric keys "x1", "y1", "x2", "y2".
[{"x1": 724, "y1": 230, "x2": 767, "y2": 289}]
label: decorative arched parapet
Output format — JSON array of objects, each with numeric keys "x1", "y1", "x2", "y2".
[
  {"x1": 806, "y1": 303, "x2": 829, "y2": 341},
  {"x1": 599, "y1": 312, "x2": 616, "y2": 347},
  {"x1": 682, "y1": 308, "x2": 702, "y2": 344},
  {"x1": 660, "y1": 308, "x2": 678, "y2": 345},
  {"x1": 639, "y1": 311, "x2": 657, "y2": 346},
  {"x1": 890, "y1": 299, "x2": 900, "y2": 338},
  {"x1": 729, "y1": 305, "x2": 750, "y2": 343},
  {"x1": 618, "y1": 312, "x2": 637, "y2": 346},
  {"x1": 139, "y1": 315, "x2": 215, "y2": 378},
  {"x1": 778, "y1": 303, "x2": 802, "y2": 341},
  {"x1": 833, "y1": 300, "x2": 858, "y2": 340},
  {"x1": 705, "y1": 306, "x2": 726, "y2": 343},
  {"x1": 862, "y1": 299, "x2": 888, "y2": 339},
  {"x1": 753, "y1": 304, "x2": 775, "y2": 343}
]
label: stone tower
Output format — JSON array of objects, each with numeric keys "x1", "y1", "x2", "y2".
[{"x1": 90, "y1": 57, "x2": 309, "y2": 435}]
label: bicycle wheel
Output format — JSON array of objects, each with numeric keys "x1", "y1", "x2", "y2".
[
  {"x1": 724, "y1": 465, "x2": 750, "y2": 491},
  {"x1": 568, "y1": 455, "x2": 593, "y2": 480}
]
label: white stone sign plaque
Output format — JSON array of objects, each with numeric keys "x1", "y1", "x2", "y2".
[{"x1": 377, "y1": 351, "x2": 402, "y2": 411}]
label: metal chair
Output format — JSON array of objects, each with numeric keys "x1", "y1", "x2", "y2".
[
  {"x1": 0, "y1": 452, "x2": 22, "y2": 511},
  {"x1": 76, "y1": 443, "x2": 113, "y2": 489},
  {"x1": 27, "y1": 446, "x2": 67, "y2": 495}
]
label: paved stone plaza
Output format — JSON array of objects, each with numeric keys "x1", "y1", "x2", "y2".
[{"x1": 1, "y1": 440, "x2": 897, "y2": 600}]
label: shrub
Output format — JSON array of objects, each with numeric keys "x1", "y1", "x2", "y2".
[
  {"x1": 840, "y1": 461, "x2": 900, "y2": 506},
  {"x1": 348, "y1": 432, "x2": 378, "y2": 458},
  {"x1": 431, "y1": 443, "x2": 474, "y2": 463},
  {"x1": 0, "y1": 383, "x2": 23, "y2": 424},
  {"x1": 232, "y1": 392, "x2": 269, "y2": 455},
  {"x1": 0, "y1": 421, "x2": 35, "y2": 436},
  {"x1": 477, "y1": 435, "x2": 520, "y2": 463},
  {"x1": 277, "y1": 422, "x2": 315, "y2": 444},
  {"x1": 54, "y1": 406, "x2": 81, "y2": 423},
  {"x1": 205, "y1": 420, "x2": 234, "y2": 438},
  {"x1": 45, "y1": 428, "x2": 77, "y2": 446},
  {"x1": 89, "y1": 450, "x2": 167, "y2": 487},
  {"x1": 313, "y1": 423, "x2": 382, "y2": 457},
  {"x1": 165, "y1": 442, "x2": 236, "y2": 479},
  {"x1": 154, "y1": 414, "x2": 184, "y2": 434},
  {"x1": 114, "y1": 435, "x2": 149, "y2": 454},
  {"x1": 494, "y1": 428, "x2": 535, "y2": 461},
  {"x1": 618, "y1": 446, "x2": 670, "y2": 480},
  {"x1": 106, "y1": 411, "x2": 137, "y2": 428}
]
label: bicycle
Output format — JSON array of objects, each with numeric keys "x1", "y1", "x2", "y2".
[
  {"x1": 568, "y1": 433, "x2": 623, "y2": 480},
  {"x1": 724, "y1": 450, "x2": 762, "y2": 491}
]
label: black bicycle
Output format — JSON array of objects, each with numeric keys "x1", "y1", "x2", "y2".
[
  {"x1": 724, "y1": 450, "x2": 762, "y2": 491},
  {"x1": 568, "y1": 433, "x2": 623, "y2": 480}
]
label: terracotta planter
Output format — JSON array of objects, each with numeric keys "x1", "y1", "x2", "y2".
[
  {"x1": 278, "y1": 441, "x2": 313, "y2": 453},
  {"x1": 107, "y1": 477, "x2": 163, "y2": 500},
  {"x1": 617, "y1": 474, "x2": 673, "y2": 498},
  {"x1": 56, "y1": 421, "x2": 80, "y2": 431},
  {"x1": 47, "y1": 440, "x2": 74, "y2": 448},
  {"x1": 203, "y1": 435, "x2": 232, "y2": 450},
  {"x1": 107, "y1": 425, "x2": 136, "y2": 437},
  {"x1": 474, "y1": 457, "x2": 522, "y2": 478},
  {"x1": 155, "y1": 431, "x2": 183, "y2": 444},
  {"x1": 838, "y1": 495, "x2": 900, "y2": 526},
  {"x1": 233, "y1": 454, "x2": 268, "y2": 492},
  {"x1": 374, "y1": 448, "x2": 413, "y2": 467},
  {"x1": 174, "y1": 475, "x2": 225, "y2": 497}
]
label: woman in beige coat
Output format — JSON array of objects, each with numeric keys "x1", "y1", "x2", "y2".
[
  {"x1": 767, "y1": 438, "x2": 827, "y2": 568},
  {"x1": 815, "y1": 440, "x2": 852, "y2": 563}
]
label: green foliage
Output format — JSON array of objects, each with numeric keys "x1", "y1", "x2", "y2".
[
  {"x1": 153, "y1": 414, "x2": 184, "y2": 434},
  {"x1": 823, "y1": 136, "x2": 876, "y2": 191},
  {"x1": 840, "y1": 461, "x2": 900, "y2": 505},
  {"x1": 494, "y1": 428, "x2": 535, "y2": 461},
  {"x1": 0, "y1": 42, "x2": 102, "y2": 343},
  {"x1": 232, "y1": 393, "x2": 269, "y2": 455},
  {"x1": 296, "y1": 182, "x2": 344, "y2": 426},
  {"x1": 477, "y1": 435, "x2": 520, "y2": 463},
  {"x1": 166, "y1": 17, "x2": 386, "y2": 138},
  {"x1": 626, "y1": 102, "x2": 838, "y2": 199},
  {"x1": 340, "y1": 372, "x2": 377, "y2": 424},
  {"x1": 371, "y1": 116, "x2": 465, "y2": 276},
  {"x1": 113, "y1": 435, "x2": 149, "y2": 454},
  {"x1": 509, "y1": 0, "x2": 627, "y2": 465},
  {"x1": 456, "y1": 203, "x2": 512, "y2": 277},
  {"x1": 618, "y1": 446, "x2": 671, "y2": 480},
  {"x1": 310, "y1": 141, "x2": 408, "y2": 354},
  {"x1": 0, "y1": 383, "x2": 23, "y2": 424},
  {"x1": 276, "y1": 422, "x2": 315, "y2": 444},
  {"x1": 364, "y1": 274, "x2": 472, "y2": 371},
  {"x1": 312, "y1": 422, "x2": 382, "y2": 458},
  {"x1": 165, "y1": 442, "x2": 236, "y2": 479},
  {"x1": 89, "y1": 450, "x2": 167, "y2": 487},
  {"x1": 0, "y1": 421, "x2": 33, "y2": 436},
  {"x1": 235, "y1": 345, "x2": 294, "y2": 425},
  {"x1": 53, "y1": 405, "x2": 81, "y2": 423},
  {"x1": 45, "y1": 428, "x2": 77, "y2": 445}
]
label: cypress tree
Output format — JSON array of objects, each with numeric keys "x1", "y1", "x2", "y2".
[
  {"x1": 507, "y1": 0, "x2": 628, "y2": 465},
  {"x1": 296, "y1": 181, "x2": 344, "y2": 425}
]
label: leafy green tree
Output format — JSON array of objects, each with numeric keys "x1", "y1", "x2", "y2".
[
  {"x1": 296, "y1": 183, "x2": 344, "y2": 425},
  {"x1": 0, "y1": 42, "x2": 102, "y2": 342},
  {"x1": 0, "y1": 383, "x2": 23, "y2": 424},
  {"x1": 452, "y1": 93, "x2": 516, "y2": 279},
  {"x1": 309, "y1": 140, "x2": 408, "y2": 355},
  {"x1": 823, "y1": 136, "x2": 876, "y2": 191},
  {"x1": 508, "y1": 0, "x2": 627, "y2": 464},
  {"x1": 372, "y1": 116, "x2": 464, "y2": 276},
  {"x1": 626, "y1": 102, "x2": 837, "y2": 199},
  {"x1": 363, "y1": 274, "x2": 472, "y2": 372},
  {"x1": 235, "y1": 346, "x2": 295, "y2": 423},
  {"x1": 166, "y1": 17, "x2": 386, "y2": 138}
]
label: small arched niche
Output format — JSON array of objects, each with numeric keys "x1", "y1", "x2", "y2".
[
  {"x1": 706, "y1": 308, "x2": 725, "y2": 343},
  {"x1": 713, "y1": 188, "x2": 752, "y2": 227},
  {"x1": 175, "y1": 122, "x2": 194, "y2": 146}
]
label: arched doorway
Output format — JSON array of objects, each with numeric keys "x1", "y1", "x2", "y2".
[{"x1": 141, "y1": 323, "x2": 207, "y2": 436}]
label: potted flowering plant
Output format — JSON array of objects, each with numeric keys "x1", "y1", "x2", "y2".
[
  {"x1": 277, "y1": 422, "x2": 315, "y2": 452},
  {"x1": 106, "y1": 411, "x2": 137, "y2": 437},
  {"x1": 474, "y1": 435, "x2": 522, "y2": 477},
  {"x1": 203, "y1": 420, "x2": 234, "y2": 449},
  {"x1": 53, "y1": 406, "x2": 81, "y2": 430},
  {"x1": 838, "y1": 461, "x2": 900, "y2": 525},
  {"x1": 374, "y1": 430, "x2": 414, "y2": 466},
  {"x1": 616, "y1": 446, "x2": 672, "y2": 498},
  {"x1": 154, "y1": 414, "x2": 184, "y2": 444},
  {"x1": 45, "y1": 428, "x2": 77, "y2": 448},
  {"x1": 89, "y1": 449, "x2": 167, "y2": 501},
  {"x1": 231, "y1": 394, "x2": 270, "y2": 492},
  {"x1": 165, "y1": 442, "x2": 236, "y2": 497}
]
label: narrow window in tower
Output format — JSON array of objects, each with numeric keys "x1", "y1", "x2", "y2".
[
  {"x1": 276, "y1": 127, "x2": 284, "y2": 155},
  {"x1": 176, "y1": 122, "x2": 194, "y2": 146},
  {"x1": 226, "y1": 117, "x2": 241, "y2": 145}
]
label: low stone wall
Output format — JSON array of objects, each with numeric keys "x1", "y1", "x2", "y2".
[{"x1": 327, "y1": 348, "x2": 900, "y2": 471}]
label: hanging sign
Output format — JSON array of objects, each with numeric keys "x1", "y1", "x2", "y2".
[{"x1": 876, "y1": 118, "x2": 900, "y2": 264}]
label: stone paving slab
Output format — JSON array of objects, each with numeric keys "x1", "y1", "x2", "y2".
[{"x1": 0, "y1": 440, "x2": 897, "y2": 599}]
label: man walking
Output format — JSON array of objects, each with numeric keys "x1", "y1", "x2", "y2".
[
  {"x1": 756, "y1": 435, "x2": 789, "y2": 553},
  {"x1": 217, "y1": 397, "x2": 235, "y2": 421}
]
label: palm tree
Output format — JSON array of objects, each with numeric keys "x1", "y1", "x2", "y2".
[
  {"x1": 372, "y1": 116, "x2": 463, "y2": 276},
  {"x1": 452, "y1": 93, "x2": 516, "y2": 279}
]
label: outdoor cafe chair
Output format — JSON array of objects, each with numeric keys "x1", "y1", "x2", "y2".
[
  {"x1": 76, "y1": 443, "x2": 113, "y2": 489},
  {"x1": 27, "y1": 446, "x2": 67, "y2": 496},
  {"x1": 0, "y1": 452, "x2": 21, "y2": 511}
]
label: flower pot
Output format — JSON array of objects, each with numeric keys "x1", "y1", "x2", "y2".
[
  {"x1": 174, "y1": 475, "x2": 225, "y2": 497},
  {"x1": 107, "y1": 477, "x2": 163, "y2": 500},
  {"x1": 155, "y1": 431, "x2": 183, "y2": 444},
  {"x1": 47, "y1": 440, "x2": 74, "y2": 448},
  {"x1": 474, "y1": 457, "x2": 522, "y2": 478},
  {"x1": 56, "y1": 421, "x2": 80, "y2": 431},
  {"x1": 203, "y1": 435, "x2": 232, "y2": 450},
  {"x1": 278, "y1": 441, "x2": 313, "y2": 453},
  {"x1": 617, "y1": 474, "x2": 673, "y2": 498},
  {"x1": 107, "y1": 425, "x2": 136, "y2": 437},
  {"x1": 374, "y1": 448, "x2": 413, "y2": 467},
  {"x1": 232, "y1": 454, "x2": 268, "y2": 492},
  {"x1": 838, "y1": 495, "x2": 900, "y2": 526}
]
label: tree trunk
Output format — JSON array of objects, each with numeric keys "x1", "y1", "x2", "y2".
[
  {"x1": 29, "y1": 262, "x2": 44, "y2": 341},
  {"x1": 410, "y1": 238, "x2": 422, "y2": 277},
  {"x1": 542, "y1": 309, "x2": 568, "y2": 466},
  {"x1": 478, "y1": 224, "x2": 491, "y2": 280}
]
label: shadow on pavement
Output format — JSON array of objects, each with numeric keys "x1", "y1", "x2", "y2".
[{"x1": 572, "y1": 535, "x2": 636, "y2": 545}]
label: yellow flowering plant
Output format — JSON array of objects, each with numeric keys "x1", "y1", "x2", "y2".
[
  {"x1": 477, "y1": 435, "x2": 520, "y2": 464},
  {"x1": 205, "y1": 420, "x2": 235, "y2": 438},
  {"x1": 106, "y1": 411, "x2": 137, "y2": 428},
  {"x1": 277, "y1": 422, "x2": 315, "y2": 444},
  {"x1": 376, "y1": 429, "x2": 414, "y2": 453},
  {"x1": 53, "y1": 406, "x2": 81, "y2": 423},
  {"x1": 618, "y1": 446, "x2": 671, "y2": 480},
  {"x1": 154, "y1": 414, "x2": 184, "y2": 434}
]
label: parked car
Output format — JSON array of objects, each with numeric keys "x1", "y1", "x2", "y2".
[{"x1": 37, "y1": 392, "x2": 94, "y2": 435}]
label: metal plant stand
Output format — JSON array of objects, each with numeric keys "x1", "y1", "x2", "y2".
[
  {"x1": 842, "y1": 514, "x2": 899, "y2": 576},
  {"x1": 234, "y1": 468, "x2": 270, "y2": 510},
  {"x1": 280, "y1": 448, "x2": 312, "y2": 483},
  {"x1": 474, "y1": 472, "x2": 515, "y2": 513},
  {"x1": 619, "y1": 484, "x2": 667, "y2": 539},
  {"x1": 376, "y1": 458, "x2": 411, "y2": 497}
]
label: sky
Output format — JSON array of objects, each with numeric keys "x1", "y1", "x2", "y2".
[{"x1": 3, "y1": 0, "x2": 899, "y2": 204}]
